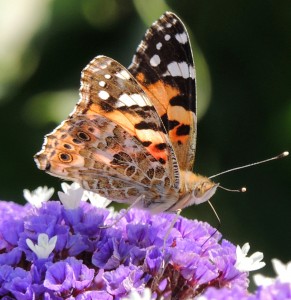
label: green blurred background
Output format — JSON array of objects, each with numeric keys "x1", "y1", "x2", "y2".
[{"x1": 0, "y1": 0, "x2": 290, "y2": 278}]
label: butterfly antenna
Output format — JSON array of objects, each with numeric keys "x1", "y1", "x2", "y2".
[
  {"x1": 218, "y1": 186, "x2": 247, "y2": 193},
  {"x1": 209, "y1": 151, "x2": 289, "y2": 179}
]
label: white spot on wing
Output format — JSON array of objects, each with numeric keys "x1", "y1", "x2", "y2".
[
  {"x1": 163, "y1": 62, "x2": 195, "y2": 79},
  {"x1": 175, "y1": 32, "x2": 188, "y2": 44},
  {"x1": 118, "y1": 93, "x2": 149, "y2": 107},
  {"x1": 189, "y1": 65, "x2": 196, "y2": 79},
  {"x1": 98, "y1": 90, "x2": 110, "y2": 100},
  {"x1": 164, "y1": 34, "x2": 171, "y2": 41},
  {"x1": 180, "y1": 62, "x2": 190, "y2": 79},
  {"x1": 131, "y1": 93, "x2": 150, "y2": 106},
  {"x1": 150, "y1": 54, "x2": 161, "y2": 67},
  {"x1": 99, "y1": 81, "x2": 106, "y2": 87},
  {"x1": 99, "y1": 62, "x2": 107, "y2": 69},
  {"x1": 104, "y1": 74, "x2": 111, "y2": 79},
  {"x1": 118, "y1": 94, "x2": 134, "y2": 106},
  {"x1": 156, "y1": 42, "x2": 162, "y2": 50},
  {"x1": 116, "y1": 69, "x2": 131, "y2": 80},
  {"x1": 155, "y1": 24, "x2": 163, "y2": 31},
  {"x1": 166, "y1": 23, "x2": 172, "y2": 28}
]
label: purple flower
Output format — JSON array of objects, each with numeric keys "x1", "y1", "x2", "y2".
[
  {"x1": 104, "y1": 264, "x2": 149, "y2": 297},
  {"x1": 126, "y1": 223, "x2": 163, "y2": 248},
  {"x1": 0, "y1": 219, "x2": 24, "y2": 247},
  {"x1": 1, "y1": 267, "x2": 33, "y2": 299},
  {"x1": 0, "y1": 184, "x2": 272, "y2": 299},
  {"x1": 197, "y1": 286, "x2": 255, "y2": 300},
  {"x1": 44, "y1": 257, "x2": 94, "y2": 296},
  {"x1": 93, "y1": 236, "x2": 132, "y2": 270},
  {"x1": 0, "y1": 247, "x2": 23, "y2": 266},
  {"x1": 255, "y1": 281, "x2": 291, "y2": 300},
  {"x1": 144, "y1": 247, "x2": 167, "y2": 276},
  {"x1": 0, "y1": 201, "x2": 29, "y2": 222},
  {"x1": 75, "y1": 290, "x2": 113, "y2": 300}
]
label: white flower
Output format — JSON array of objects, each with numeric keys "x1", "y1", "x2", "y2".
[
  {"x1": 253, "y1": 273, "x2": 274, "y2": 287},
  {"x1": 253, "y1": 259, "x2": 291, "y2": 286},
  {"x1": 26, "y1": 233, "x2": 57, "y2": 259},
  {"x1": 83, "y1": 190, "x2": 112, "y2": 208},
  {"x1": 58, "y1": 182, "x2": 84, "y2": 209},
  {"x1": 23, "y1": 186, "x2": 54, "y2": 207},
  {"x1": 271, "y1": 259, "x2": 291, "y2": 283},
  {"x1": 235, "y1": 243, "x2": 266, "y2": 272},
  {"x1": 121, "y1": 288, "x2": 153, "y2": 300}
]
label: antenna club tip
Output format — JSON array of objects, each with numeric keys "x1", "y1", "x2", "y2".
[
  {"x1": 241, "y1": 187, "x2": 247, "y2": 192},
  {"x1": 277, "y1": 151, "x2": 289, "y2": 159},
  {"x1": 282, "y1": 151, "x2": 289, "y2": 157}
]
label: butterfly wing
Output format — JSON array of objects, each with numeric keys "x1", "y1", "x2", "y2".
[
  {"x1": 35, "y1": 56, "x2": 180, "y2": 212},
  {"x1": 128, "y1": 12, "x2": 197, "y2": 172}
]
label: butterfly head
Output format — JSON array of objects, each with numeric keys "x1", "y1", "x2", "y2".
[
  {"x1": 168, "y1": 172, "x2": 219, "y2": 211},
  {"x1": 191, "y1": 179, "x2": 219, "y2": 205},
  {"x1": 177, "y1": 171, "x2": 219, "y2": 208}
]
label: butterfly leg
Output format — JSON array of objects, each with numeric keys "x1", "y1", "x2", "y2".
[
  {"x1": 98, "y1": 195, "x2": 145, "y2": 229},
  {"x1": 150, "y1": 209, "x2": 182, "y2": 292},
  {"x1": 162, "y1": 209, "x2": 182, "y2": 250}
]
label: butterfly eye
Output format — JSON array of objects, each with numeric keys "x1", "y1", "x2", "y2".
[
  {"x1": 77, "y1": 131, "x2": 91, "y2": 141},
  {"x1": 58, "y1": 153, "x2": 73, "y2": 163},
  {"x1": 194, "y1": 186, "x2": 202, "y2": 197}
]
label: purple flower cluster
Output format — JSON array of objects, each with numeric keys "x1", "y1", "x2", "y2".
[
  {"x1": 0, "y1": 196, "x2": 251, "y2": 299},
  {"x1": 198, "y1": 280, "x2": 291, "y2": 300}
]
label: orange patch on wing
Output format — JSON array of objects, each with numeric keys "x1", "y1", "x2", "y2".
[
  {"x1": 169, "y1": 131, "x2": 189, "y2": 144},
  {"x1": 135, "y1": 128, "x2": 169, "y2": 163},
  {"x1": 135, "y1": 72, "x2": 194, "y2": 163},
  {"x1": 148, "y1": 143, "x2": 168, "y2": 163},
  {"x1": 87, "y1": 103, "x2": 138, "y2": 136},
  {"x1": 167, "y1": 106, "x2": 191, "y2": 125},
  {"x1": 136, "y1": 73, "x2": 180, "y2": 116},
  {"x1": 167, "y1": 105, "x2": 193, "y2": 143}
]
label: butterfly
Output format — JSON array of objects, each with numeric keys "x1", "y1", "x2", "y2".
[{"x1": 34, "y1": 12, "x2": 218, "y2": 213}]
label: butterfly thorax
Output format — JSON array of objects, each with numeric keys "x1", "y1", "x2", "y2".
[{"x1": 166, "y1": 171, "x2": 219, "y2": 211}]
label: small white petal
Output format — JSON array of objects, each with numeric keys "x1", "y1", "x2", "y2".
[
  {"x1": 26, "y1": 233, "x2": 57, "y2": 259},
  {"x1": 235, "y1": 243, "x2": 265, "y2": 272},
  {"x1": 38, "y1": 233, "x2": 49, "y2": 245},
  {"x1": 253, "y1": 258, "x2": 291, "y2": 287},
  {"x1": 241, "y1": 242, "x2": 250, "y2": 255},
  {"x1": 58, "y1": 182, "x2": 84, "y2": 209},
  {"x1": 253, "y1": 274, "x2": 275, "y2": 287},
  {"x1": 84, "y1": 191, "x2": 112, "y2": 208},
  {"x1": 23, "y1": 186, "x2": 54, "y2": 207},
  {"x1": 61, "y1": 182, "x2": 81, "y2": 193},
  {"x1": 272, "y1": 258, "x2": 291, "y2": 283},
  {"x1": 121, "y1": 288, "x2": 152, "y2": 300}
]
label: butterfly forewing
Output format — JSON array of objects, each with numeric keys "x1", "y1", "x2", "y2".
[{"x1": 128, "y1": 12, "x2": 197, "y2": 172}]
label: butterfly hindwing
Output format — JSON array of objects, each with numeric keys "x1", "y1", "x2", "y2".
[{"x1": 128, "y1": 12, "x2": 197, "y2": 172}]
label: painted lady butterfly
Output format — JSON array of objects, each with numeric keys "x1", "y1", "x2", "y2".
[{"x1": 35, "y1": 12, "x2": 218, "y2": 213}]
